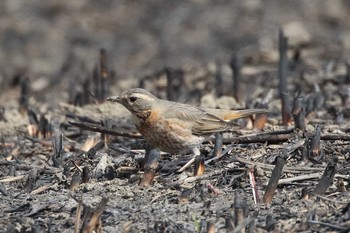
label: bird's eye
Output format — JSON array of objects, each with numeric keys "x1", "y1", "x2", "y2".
[{"x1": 129, "y1": 96, "x2": 138, "y2": 103}]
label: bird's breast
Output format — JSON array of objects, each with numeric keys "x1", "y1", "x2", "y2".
[{"x1": 132, "y1": 111, "x2": 204, "y2": 154}]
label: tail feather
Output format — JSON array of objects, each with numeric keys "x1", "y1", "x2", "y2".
[{"x1": 204, "y1": 108, "x2": 269, "y2": 121}]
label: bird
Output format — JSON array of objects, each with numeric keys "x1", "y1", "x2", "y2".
[{"x1": 106, "y1": 88, "x2": 268, "y2": 158}]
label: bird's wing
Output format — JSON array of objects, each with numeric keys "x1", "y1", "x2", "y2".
[
  {"x1": 203, "y1": 108, "x2": 269, "y2": 121},
  {"x1": 161, "y1": 102, "x2": 230, "y2": 135}
]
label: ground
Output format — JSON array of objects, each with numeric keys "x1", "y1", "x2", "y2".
[{"x1": 0, "y1": 1, "x2": 350, "y2": 232}]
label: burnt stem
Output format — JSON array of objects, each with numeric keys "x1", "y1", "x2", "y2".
[
  {"x1": 0, "y1": 184, "x2": 8, "y2": 197},
  {"x1": 253, "y1": 111, "x2": 268, "y2": 130},
  {"x1": 305, "y1": 84, "x2": 324, "y2": 115},
  {"x1": 337, "y1": 178, "x2": 346, "y2": 192},
  {"x1": 215, "y1": 62, "x2": 224, "y2": 97},
  {"x1": 254, "y1": 90, "x2": 272, "y2": 129},
  {"x1": 52, "y1": 129, "x2": 63, "y2": 168},
  {"x1": 230, "y1": 53, "x2": 243, "y2": 103},
  {"x1": 86, "y1": 140, "x2": 104, "y2": 159},
  {"x1": 308, "y1": 125, "x2": 322, "y2": 162},
  {"x1": 193, "y1": 155, "x2": 205, "y2": 176},
  {"x1": 300, "y1": 188, "x2": 310, "y2": 200},
  {"x1": 234, "y1": 191, "x2": 244, "y2": 227},
  {"x1": 24, "y1": 168, "x2": 38, "y2": 192},
  {"x1": 345, "y1": 62, "x2": 350, "y2": 84},
  {"x1": 225, "y1": 215, "x2": 235, "y2": 232},
  {"x1": 99, "y1": 49, "x2": 109, "y2": 102},
  {"x1": 19, "y1": 77, "x2": 30, "y2": 114},
  {"x1": 247, "y1": 212, "x2": 258, "y2": 233},
  {"x1": 313, "y1": 84, "x2": 324, "y2": 111},
  {"x1": 81, "y1": 197, "x2": 109, "y2": 232},
  {"x1": 166, "y1": 68, "x2": 183, "y2": 101},
  {"x1": 0, "y1": 106, "x2": 7, "y2": 122},
  {"x1": 278, "y1": 28, "x2": 288, "y2": 95},
  {"x1": 166, "y1": 67, "x2": 175, "y2": 101},
  {"x1": 74, "y1": 197, "x2": 83, "y2": 233},
  {"x1": 27, "y1": 109, "x2": 39, "y2": 137},
  {"x1": 265, "y1": 214, "x2": 276, "y2": 231},
  {"x1": 312, "y1": 159, "x2": 337, "y2": 195},
  {"x1": 281, "y1": 92, "x2": 292, "y2": 125},
  {"x1": 278, "y1": 29, "x2": 291, "y2": 126},
  {"x1": 292, "y1": 90, "x2": 306, "y2": 131},
  {"x1": 178, "y1": 189, "x2": 191, "y2": 204},
  {"x1": 82, "y1": 166, "x2": 90, "y2": 183},
  {"x1": 74, "y1": 92, "x2": 83, "y2": 107},
  {"x1": 83, "y1": 78, "x2": 91, "y2": 105},
  {"x1": 28, "y1": 109, "x2": 38, "y2": 125},
  {"x1": 206, "y1": 220, "x2": 215, "y2": 233},
  {"x1": 69, "y1": 174, "x2": 81, "y2": 191},
  {"x1": 93, "y1": 66, "x2": 100, "y2": 102},
  {"x1": 38, "y1": 114, "x2": 50, "y2": 138},
  {"x1": 213, "y1": 132, "x2": 223, "y2": 157},
  {"x1": 263, "y1": 150, "x2": 287, "y2": 203},
  {"x1": 139, "y1": 147, "x2": 160, "y2": 186}
]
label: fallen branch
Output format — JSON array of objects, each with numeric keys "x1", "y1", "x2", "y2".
[
  {"x1": 307, "y1": 220, "x2": 349, "y2": 231},
  {"x1": 230, "y1": 155, "x2": 325, "y2": 173},
  {"x1": 223, "y1": 130, "x2": 350, "y2": 144},
  {"x1": 69, "y1": 121, "x2": 142, "y2": 139},
  {"x1": 0, "y1": 175, "x2": 26, "y2": 183}
]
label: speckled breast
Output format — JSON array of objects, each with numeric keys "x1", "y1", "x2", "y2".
[{"x1": 132, "y1": 113, "x2": 205, "y2": 154}]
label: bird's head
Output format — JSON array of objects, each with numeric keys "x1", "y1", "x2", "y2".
[{"x1": 106, "y1": 88, "x2": 157, "y2": 114}]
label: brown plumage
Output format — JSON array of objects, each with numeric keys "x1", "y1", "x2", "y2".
[{"x1": 106, "y1": 88, "x2": 268, "y2": 155}]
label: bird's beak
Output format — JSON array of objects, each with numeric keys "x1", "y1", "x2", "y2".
[{"x1": 106, "y1": 96, "x2": 120, "y2": 103}]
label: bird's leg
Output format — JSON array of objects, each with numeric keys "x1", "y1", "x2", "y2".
[{"x1": 177, "y1": 147, "x2": 200, "y2": 172}]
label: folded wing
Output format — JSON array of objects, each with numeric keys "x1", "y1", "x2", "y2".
[{"x1": 162, "y1": 101, "x2": 268, "y2": 135}]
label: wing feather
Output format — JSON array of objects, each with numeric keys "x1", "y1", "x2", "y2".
[{"x1": 161, "y1": 101, "x2": 229, "y2": 135}]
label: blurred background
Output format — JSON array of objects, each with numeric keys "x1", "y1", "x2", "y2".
[{"x1": 0, "y1": 0, "x2": 349, "y2": 104}]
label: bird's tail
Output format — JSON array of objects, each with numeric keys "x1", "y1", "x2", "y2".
[{"x1": 204, "y1": 108, "x2": 269, "y2": 121}]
